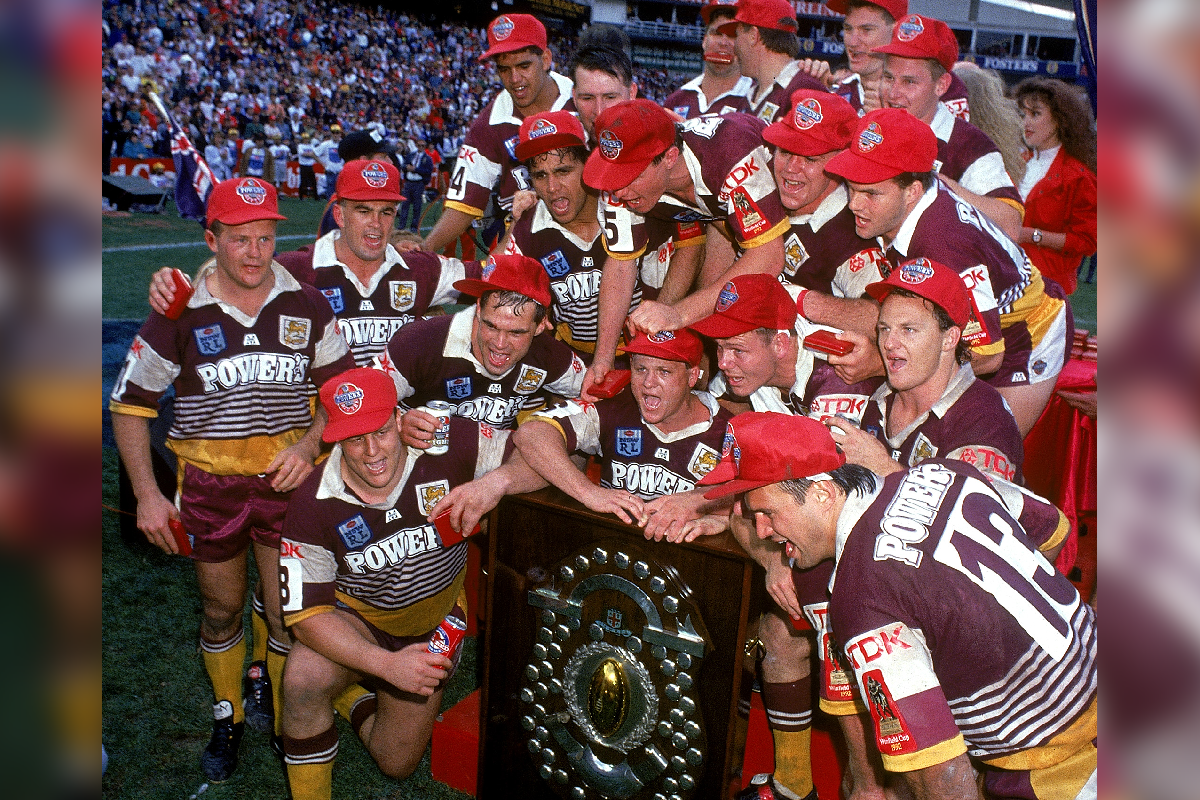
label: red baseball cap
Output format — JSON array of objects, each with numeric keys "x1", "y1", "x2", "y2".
[
  {"x1": 717, "y1": 0, "x2": 799, "y2": 34},
  {"x1": 453, "y1": 253, "x2": 553, "y2": 309},
  {"x1": 623, "y1": 328, "x2": 704, "y2": 367},
  {"x1": 320, "y1": 367, "x2": 398, "y2": 443},
  {"x1": 478, "y1": 14, "x2": 548, "y2": 62},
  {"x1": 206, "y1": 177, "x2": 287, "y2": 228},
  {"x1": 514, "y1": 111, "x2": 587, "y2": 162},
  {"x1": 763, "y1": 89, "x2": 858, "y2": 156},
  {"x1": 583, "y1": 99, "x2": 677, "y2": 191},
  {"x1": 824, "y1": 108, "x2": 937, "y2": 184},
  {"x1": 691, "y1": 274, "x2": 797, "y2": 339},
  {"x1": 873, "y1": 14, "x2": 959, "y2": 73},
  {"x1": 700, "y1": 0, "x2": 740, "y2": 26},
  {"x1": 698, "y1": 412, "x2": 846, "y2": 499},
  {"x1": 826, "y1": 0, "x2": 907, "y2": 23},
  {"x1": 866, "y1": 257, "x2": 970, "y2": 327},
  {"x1": 336, "y1": 159, "x2": 404, "y2": 202}
]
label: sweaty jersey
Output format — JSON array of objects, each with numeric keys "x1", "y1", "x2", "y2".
[
  {"x1": 930, "y1": 103, "x2": 1021, "y2": 208},
  {"x1": 779, "y1": 184, "x2": 886, "y2": 297},
  {"x1": 860, "y1": 362, "x2": 1024, "y2": 483},
  {"x1": 830, "y1": 460, "x2": 1094, "y2": 772},
  {"x1": 533, "y1": 390, "x2": 731, "y2": 500},
  {"x1": 744, "y1": 61, "x2": 829, "y2": 125},
  {"x1": 886, "y1": 183, "x2": 1064, "y2": 381},
  {"x1": 277, "y1": 231, "x2": 479, "y2": 366},
  {"x1": 280, "y1": 417, "x2": 509, "y2": 637},
  {"x1": 503, "y1": 200, "x2": 638, "y2": 354},
  {"x1": 374, "y1": 305, "x2": 586, "y2": 428},
  {"x1": 665, "y1": 75, "x2": 753, "y2": 119},
  {"x1": 109, "y1": 259, "x2": 356, "y2": 476},
  {"x1": 598, "y1": 113, "x2": 788, "y2": 260},
  {"x1": 445, "y1": 72, "x2": 575, "y2": 218}
]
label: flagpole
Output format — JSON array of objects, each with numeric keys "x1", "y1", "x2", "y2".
[
  {"x1": 148, "y1": 92, "x2": 179, "y2": 133},
  {"x1": 151, "y1": 91, "x2": 218, "y2": 222}
]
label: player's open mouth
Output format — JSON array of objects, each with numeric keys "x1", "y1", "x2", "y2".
[
  {"x1": 784, "y1": 541, "x2": 796, "y2": 558},
  {"x1": 550, "y1": 198, "x2": 572, "y2": 217},
  {"x1": 486, "y1": 350, "x2": 510, "y2": 370},
  {"x1": 887, "y1": 355, "x2": 906, "y2": 372},
  {"x1": 363, "y1": 457, "x2": 389, "y2": 477},
  {"x1": 641, "y1": 394, "x2": 661, "y2": 411}
]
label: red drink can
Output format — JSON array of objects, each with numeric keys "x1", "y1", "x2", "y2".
[
  {"x1": 168, "y1": 516, "x2": 193, "y2": 556},
  {"x1": 164, "y1": 269, "x2": 195, "y2": 320},
  {"x1": 426, "y1": 612, "x2": 468, "y2": 663},
  {"x1": 433, "y1": 511, "x2": 480, "y2": 547}
]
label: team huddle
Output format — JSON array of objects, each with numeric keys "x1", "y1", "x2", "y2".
[{"x1": 110, "y1": 3, "x2": 1096, "y2": 800}]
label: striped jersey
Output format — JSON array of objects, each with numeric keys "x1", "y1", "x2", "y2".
[
  {"x1": 779, "y1": 184, "x2": 886, "y2": 297},
  {"x1": 109, "y1": 259, "x2": 356, "y2": 476},
  {"x1": 280, "y1": 416, "x2": 509, "y2": 637},
  {"x1": 829, "y1": 460, "x2": 1095, "y2": 772},
  {"x1": 664, "y1": 75, "x2": 753, "y2": 119}
]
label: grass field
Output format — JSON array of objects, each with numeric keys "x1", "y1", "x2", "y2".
[{"x1": 101, "y1": 197, "x2": 1097, "y2": 798}]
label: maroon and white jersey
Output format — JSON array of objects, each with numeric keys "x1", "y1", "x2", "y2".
[
  {"x1": 109, "y1": 260, "x2": 356, "y2": 475},
  {"x1": 860, "y1": 363, "x2": 1024, "y2": 483},
  {"x1": 636, "y1": 217, "x2": 707, "y2": 301},
  {"x1": 279, "y1": 417, "x2": 509, "y2": 637},
  {"x1": 502, "y1": 201, "x2": 638, "y2": 353},
  {"x1": 598, "y1": 113, "x2": 788, "y2": 260},
  {"x1": 833, "y1": 71, "x2": 970, "y2": 120},
  {"x1": 801, "y1": 361, "x2": 884, "y2": 428},
  {"x1": 374, "y1": 306, "x2": 586, "y2": 428},
  {"x1": 744, "y1": 61, "x2": 829, "y2": 125},
  {"x1": 929, "y1": 103, "x2": 1021, "y2": 206},
  {"x1": 780, "y1": 185, "x2": 887, "y2": 297},
  {"x1": 445, "y1": 72, "x2": 575, "y2": 217},
  {"x1": 794, "y1": 561, "x2": 860, "y2": 714},
  {"x1": 664, "y1": 75, "x2": 753, "y2": 119},
  {"x1": 830, "y1": 460, "x2": 1095, "y2": 772},
  {"x1": 533, "y1": 390, "x2": 731, "y2": 500},
  {"x1": 887, "y1": 183, "x2": 1066, "y2": 386},
  {"x1": 278, "y1": 230, "x2": 480, "y2": 366}
]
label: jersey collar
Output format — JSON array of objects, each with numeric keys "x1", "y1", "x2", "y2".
[
  {"x1": 930, "y1": 102, "x2": 955, "y2": 144},
  {"x1": 190, "y1": 257, "x2": 301, "y2": 328},
  {"x1": 831, "y1": 482, "x2": 884, "y2": 590},
  {"x1": 645, "y1": 390, "x2": 721, "y2": 443},
  {"x1": 788, "y1": 183, "x2": 848, "y2": 231},
  {"x1": 869, "y1": 361, "x2": 976, "y2": 446},
  {"x1": 312, "y1": 229, "x2": 406, "y2": 297},
  {"x1": 316, "y1": 444, "x2": 417, "y2": 509},
  {"x1": 489, "y1": 71, "x2": 574, "y2": 127},
  {"x1": 529, "y1": 200, "x2": 602, "y2": 249},
  {"x1": 888, "y1": 183, "x2": 940, "y2": 258}
]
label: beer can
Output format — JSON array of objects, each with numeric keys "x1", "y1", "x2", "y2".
[
  {"x1": 419, "y1": 400, "x2": 453, "y2": 455},
  {"x1": 163, "y1": 268, "x2": 195, "y2": 320},
  {"x1": 168, "y1": 516, "x2": 193, "y2": 557},
  {"x1": 426, "y1": 612, "x2": 468, "y2": 665}
]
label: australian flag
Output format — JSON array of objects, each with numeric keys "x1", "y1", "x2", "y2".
[{"x1": 171, "y1": 127, "x2": 215, "y2": 224}]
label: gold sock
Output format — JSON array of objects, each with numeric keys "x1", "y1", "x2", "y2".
[
  {"x1": 283, "y1": 727, "x2": 338, "y2": 800},
  {"x1": 770, "y1": 727, "x2": 813, "y2": 799},
  {"x1": 267, "y1": 639, "x2": 289, "y2": 736},
  {"x1": 201, "y1": 628, "x2": 246, "y2": 724},
  {"x1": 333, "y1": 683, "x2": 370, "y2": 721},
  {"x1": 251, "y1": 592, "x2": 268, "y2": 664}
]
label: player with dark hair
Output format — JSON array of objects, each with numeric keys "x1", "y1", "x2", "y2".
[
  {"x1": 569, "y1": 24, "x2": 638, "y2": 139},
  {"x1": 111, "y1": 178, "x2": 357, "y2": 781},
  {"x1": 664, "y1": 1, "x2": 754, "y2": 119},
  {"x1": 699, "y1": 413, "x2": 1095, "y2": 800},
  {"x1": 422, "y1": 14, "x2": 574, "y2": 255}
]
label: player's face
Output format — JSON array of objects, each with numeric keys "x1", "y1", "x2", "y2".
[
  {"x1": 745, "y1": 482, "x2": 833, "y2": 569},
  {"x1": 881, "y1": 56, "x2": 943, "y2": 123},
  {"x1": 702, "y1": 18, "x2": 739, "y2": 76},
  {"x1": 471, "y1": 294, "x2": 548, "y2": 376},
  {"x1": 732, "y1": 23, "x2": 756, "y2": 71},
  {"x1": 845, "y1": 177, "x2": 920, "y2": 241},
  {"x1": 573, "y1": 68, "x2": 635, "y2": 138},
  {"x1": 339, "y1": 411, "x2": 405, "y2": 496},
  {"x1": 494, "y1": 49, "x2": 553, "y2": 111},
  {"x1": 630, "y1": 354, "x2": 699, "y2": 429},
  {"x1": 612, "y1": 153, "x2": 672, "y2": 213},
  {"x1": 877, "y1": 293, "x2": 957, "y2": 392},
  {"x1": 334, "y1": 200, "x2": 398, "y2": 263},
  {"x1": 206, "y1": 219, "x2": 277, "y2": 292},
  {"x1": 1018, "y1": 97, "x2": 1059, "y2": 152},
  {"x1": 716, "y1": 330, "x2": 781, "y2": 397},
  {"x1": 841, "y1": 6, "x2": 893, "y2": 78},
  {"x1": 773, "y1": 147, "x2": 838, "y2": 214},
  {"x1": 528, "y1": 150, "x2": 591, "y2": 227}
]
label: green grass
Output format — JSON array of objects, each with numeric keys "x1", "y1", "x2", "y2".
[{"x1": 1069, "y1": 263, "x2": 1097, "y2": 334}]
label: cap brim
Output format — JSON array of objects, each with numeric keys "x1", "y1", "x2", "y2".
[
  {"x1": 478, "y1": 39, "x2": 541, "y2": 62},
  {"x1": 622, "y1": 342, "x2": 696, "y2": 366},
  {"x1": 322, "y1": 406, "x2": 395, "y2": 443},
  {"x1": 453, "y1": 278, "x2": 551, "y2": 309},
  {"x1": 690, "y1": 312, "x2": 760, "y2": 339},
  {"x1": 515, "y1": 134, "x2": 586, "y2": 162},
  {"x1": 863, "y1": 280, "x2": 894, "y2": 304},
  {"x1": 583, "y1": 151, "x2": 652, "y2": 192},
  {"x1": 824, "y1": 149, "x2": 903, "y2": 185},
  {"x1": 872, "y1": 43, "x2": 929, "y2": 61},
  {"x1": 702, "y1": 478, "x2": 773, "y2": 500},
  {"x1": 716, "y1": 20, "x2": 739, "y2": 36},
  {"x1": 337, "y1": 189, "x2": 405, "y2": 202},
  {"x1": 210, "y1": 210, "x2": 288, "y2": 226},
  {"x1": 762, "y1": 123, "x2": 835, "y2": 157}
]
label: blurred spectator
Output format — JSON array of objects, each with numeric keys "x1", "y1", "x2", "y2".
[
  {"x1": 1013, "y1": 77, "x2": 1098, "y2": 296},
  {"x1": 953, "y1": 61, "x2": 1026, "y2": 187}
]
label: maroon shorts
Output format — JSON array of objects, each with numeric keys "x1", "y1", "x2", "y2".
[
  {"x1": 336, "y1": 601, "x2": 467, "y2": 686},
  {"x1": 179, "y1": 463, "x2": 290, "y2": 563}
]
